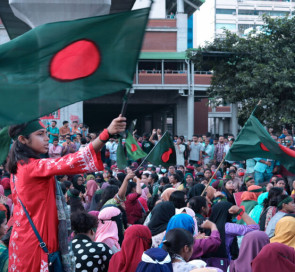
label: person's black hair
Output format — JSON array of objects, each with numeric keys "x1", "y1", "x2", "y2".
[
  {"x1": 63, "y1": 180, "x2": 72, "y2": 190},
  {"x1": 56, "y1": 175, "x2": 66, "y2": 181},
  {"x1": 189, "y1": 196, "x2": 207, "y2": 214},
  {"x1": 143, "y1": 132, "x2": 150, "y2": 138},
  {"x1": 159, "y1": 176, "x2": 169, "y2": 185},
  {"x1": 71, "y1": 211, "x2": 98, "y2": 234},
  {"x1": 263, "y1": 187, "x2": 283, "y2": 209},
  {"x1": 171, "y1": 174, "x2": 181, "y2": 183},
  {"x1": 142, "y1": 173, "x2": 150, "y2": 178},
  {"x1": 68, "y1": 188, "x2": 84, "y2": 213},
  {"x1": 51, "y1": 120, "x2": 57, "y2": 125},
  {"x1": 147, "y1": 194, "x2": 159, "y2": 211},
  {"x1": 162, "y1": 228, "x2": 194, "y2": 258},
  {"x1": 60, "y1": 182, "x2": 67, "y2": 195},
  {"x1": 1, "y1": 226, "x2": 12, "y2": 247},
  {"x1": 169, "y1": 191, "x2": 186, "y2": 209},
  {"x1": 63, "y1": 121, "x2": 69, "y2": 125},
  {"x1": 72, "y1": 121, "x2": 78, "y2": 124},
  {"x1": 108, "y1": 178, "x2": 121, "y2": 187},
  {"x1": 53, "y1": 138, "x2": 58, "y2": 142},
  {"x1": 97, "y1": 185, "x2": 119, "y2": 211},
  {"x1": 276, "y1": 194, "x2": 291, "y2": 210},
  {"x1": 117, "y1": 172, "x2": 126, "y2": 184},
  {"x1": 150, "y1": 173, "x2": 158, "y2": 183},
  {"x1": 162, "y1": 184, "x2": 173, "y2": 191},
  {"x1": 275, "y1": 178, "x2": 285, "y2": 184},
  {"x1": 126, "y1": 181, "x2": 136, "y2": 196},
  {"x1": 175, "y1": 171, "x2": 184, "y2": 182},
  {"x1": 7, "y1": 123, "x2": 41, "y2": 174},
  {"x1": 135, "y1": 170, "x2": 143, "y2": 179},
  {"x1": 221, "y1": 179, "x2": 235, "y2": 205},
  {"x1": 80, "y1": 137, "x2": 87, "y2": 144}
]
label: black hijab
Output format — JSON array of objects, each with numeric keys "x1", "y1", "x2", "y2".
[
  {"x1": 72, "y1": 175, "x2": 86, "y2": 194},
  {"x1": 188, "y1": 183, "x2": 205, "y2": 199},
  {"x1": 209, "y1": 201, "x2": 234, "y2": 258},
  {"x1": 148, "y1": 202, "x2": 175, "y2": 236}
]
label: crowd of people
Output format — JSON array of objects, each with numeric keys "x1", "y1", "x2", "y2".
[{"x1": 0, "y1": 118, "x2": 295, "y2": 272}]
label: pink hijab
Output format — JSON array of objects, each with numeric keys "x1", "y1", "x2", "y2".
[
  {"x1": 161, "y1": 188, "x2": 176, "y2": 201},
  {"x1": 95, "y1": 206, "x2": 121, "y2": 251},
  {"x1": 86, "y1": 180, "x2": 98, "y2": 203},
  {"x1": 0, "y1": 185, "x2": 12, "y2": 210}
]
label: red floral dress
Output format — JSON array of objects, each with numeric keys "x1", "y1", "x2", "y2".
[{"x1": 9, "y1": 143, "x2": 103, "y2": 272}]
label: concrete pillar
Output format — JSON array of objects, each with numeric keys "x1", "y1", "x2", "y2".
[
  {"x1": 176, "y1": 97, "x2": 188, "y2": 137},
  {"x1": 177, "y1": 0, "x2": 184, "y2": 13},
  {"x1": 219, "y1": 118, "x2": 224, "y2": 136},
  {"x1": 231, "y1": 103, "x2": 238, "y2": 137},
  {"x1": 187, "y1": 61, "x2": 194, "y2": 139},
  {"x1": 213, "y1": 117, "x2": 216, "y2": 136},
  {"x1": 176, "y1": 13, "x2": 188, "y2": 52}
]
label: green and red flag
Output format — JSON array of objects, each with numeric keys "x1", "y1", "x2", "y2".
[
  {"x1": 125, "y1": 131, "x2": 147, "y2": 160},
  {"x1": 116, "y1": 137, "x2": 127, "y2": 170},
  {"x1": 0, "y1": 7, "x2": 150, "y2": 126},
  {"x1": 225, "y1": 114, "x2": 295, "y2": 173},
  {"x1": 144, "y1": 131, "x2": 176, "y2": 167}
]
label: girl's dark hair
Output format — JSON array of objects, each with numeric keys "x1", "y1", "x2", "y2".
[
  {"x1": 68, "y1": 188, "x2": 84, "y2": 213},
  {"x1": 7, "y1": 123, "x2": 40, "y2": 174},
  {"x1": 63, "y1": 181, "x2": 72, "y2": 190},
  {"x1": 263, "y1": 187, "x2": 283, "y2": 209},
  {"x1": 189, "y1": 196, "x2": 207, "y2": 214},
  {"x1": 150, "y1": 173, "x2": 158, "y2": 183},
  {"x1": 71, "y1": 211, "x2": 98, "y2": 234},
  {"x1": 126, "y1": 181, "x2": 136, "y2": 196},
  {"x1": 97, "y1": 185, "x2": 119, "y2": 211},
  {"x1": 60, "y1": 183, "x2": 67, "y2": 195},
  {"x1": 175, "y1": 171, "x2": 184, "y2": 182},
  {"x1": 169, "y1": 191, "x2": 186, "y2": 209},
  {"x1": 276, "y1": 194, "x2": 290, "y2": 210},
  {"x1": 275, "y1": 178, "x2": 285, "y2": 184},
  {"x1": 108, "y1": 178, "x2": 121, "y2": 187},
  {"x1": 159, "y1": 177, "x2": 169, "y2": 185},
  {"x1": 222, "y1": 179, "x2": 233, "y2": 196},
  {"x1": 161, "y1": 184, "x2": 173, "y2": 193},
  {"x1": 162, "y1": 228, "x2": 194, "y2": 257}
]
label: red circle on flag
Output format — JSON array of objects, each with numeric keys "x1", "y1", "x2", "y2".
[
  {"x1": 131, "y1": 144, "x2": 138, "y2": 152},
  {"x1": 162, "y1": 148, "x2": 173, "y2": 163},
  {"x1": 50, "y1": 40, "x2": 101, "y2": 81}
]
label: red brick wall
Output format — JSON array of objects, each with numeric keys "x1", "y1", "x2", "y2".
[
  {"x1": 141, "y1": 32, "x2": 177, "y2": 52},
  {"x1": 194, "y1": 75, "x2": 212, "y2": 85},
  {"x1": 147, "y1": 19, "x2": 177, "y2": 28}
]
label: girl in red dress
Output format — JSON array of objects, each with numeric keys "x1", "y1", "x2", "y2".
[{"x1": 6, "y1": 116, "x2": 126, "y2": 272}]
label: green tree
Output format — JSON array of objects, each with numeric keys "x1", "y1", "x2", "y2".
[{"x1": 188, "y1": 16, "x2": 295, "y2": 128}]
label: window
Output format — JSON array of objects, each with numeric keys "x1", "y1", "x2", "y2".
[
  {"x1": 216, "y1": 23, "x2": 236, "y2": 31},
  {"x1": 216, "y1": 9, "x2": 236, "y2": 15}
]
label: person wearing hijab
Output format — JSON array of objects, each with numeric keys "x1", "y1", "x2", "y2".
[
  {"x1": 265, "y1": 195, "x2": 295, "y2": 238},
  {"x1": 237, "y1": 185, "x2": 263, "y2": 224},
  {"x1": 148, "y1": 202, "x2": 176, "y2": 248},
  {"x1": 221, "y1": 180, "x2": 236, "y2": 205},
  {"x1": 249, "y1": 192, "x2": 268, "y2": 224},
  {"x1": 207, "y1": 202, "x2": 259, "y2": 271},
  {"x1": 72, "y1": 174, "x2": 86, "y2": 194},
  {"x1": 176, "y1": 207, "x2": 199, "y2": 235},
  {"x1": 270, "y1": 216, "x2": 295, "y2": 249},
  {"x1": 188, "y1": 184, "x2": 205, "y2": 199},
  {"x1": 252, "y1": 242, "x2": 295, "y2": 272},
  {"x1": 108, "y1": 225, "x2": 152, "y2": 272},
  {"x1": 135, "y1": 248, "x2": 173, "y2": 272},
  {"x1": 161, "y1": 188, "x2": 177, "y2": 202},
  {"x1": 95, "y1": 206, "x2": 121, "y2": 253},
  {"x1": 0, "y1": 178, "x2": 11, "y2": 197},
  {"x1": 229, "y1": 230, "x2": 269, "y2": 272},
  {"x1": 85, "y1": 179, "x2": 98, "y2": 211}
]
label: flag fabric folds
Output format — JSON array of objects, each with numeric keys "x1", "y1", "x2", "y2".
[
  {"x1": 225, "y1": 114, "x2": 295, "y2": 173},
  {"x1": 0, "y1": 7, "x2": 150, "y2": 126},
  {"x1": 145, "y1": 131, "x2": 176, "y2": 167},
  {"x1": 116, "y1": 138, "x2": 127, "y2": 170},
  {"x1": 125, "y1": 131, "x2": 147, "y2": 161}
]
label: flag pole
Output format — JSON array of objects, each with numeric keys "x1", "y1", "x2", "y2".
[
  {"x1": 135, "y1": 131, "x2": 170, "y2": 172},
  {"x1": 201, "y1": 157, "x2": 225, "y2": 196},
  {"x1": 120, "y1": 88, "x2": 131, "y2": 117}
]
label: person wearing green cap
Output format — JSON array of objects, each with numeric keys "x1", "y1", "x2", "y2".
[{"x1": 3, "y1": 115, "x2": 126, "y2": 272}]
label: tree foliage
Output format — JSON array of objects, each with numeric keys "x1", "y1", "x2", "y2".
[{"x1": 188, "y1": 16, "x2": 295, "y2": 128}]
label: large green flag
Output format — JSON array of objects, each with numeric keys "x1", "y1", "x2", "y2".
[
  {"x1": 225, "y1": 114, "x2": 295, "y2": 173},
  {"x1": 0, "y1": 7, "x2": 150, "y2": 126},
  {"x1": 125, "y1": 131, "x2": 147, "y2": 160},
  {"x1": 145, "y1": 131, "x2": 176, "y2": 167}
]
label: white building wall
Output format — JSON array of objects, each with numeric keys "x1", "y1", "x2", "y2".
[{"x1": 133, "y1": 0, "x2": 166, "y2": 18}]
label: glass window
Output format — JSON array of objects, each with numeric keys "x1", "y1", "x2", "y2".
[
  {"x1": 216, "y1": 9, "x2": 236, "y2": 15},
  {"x1": 216, "y1": 23, "x2": 236, "y2": 31}
]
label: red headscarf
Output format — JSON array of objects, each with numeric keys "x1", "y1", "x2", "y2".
[
  {"x1": 108, "y1": 225, "x2": 152, "y2": 272},
  {"x1": 252, "y1": 242, "x2": 295, "y2": 272},
  {"x1": 1, "y1": 178, "x2": 10, "y2": 190},
  {"x1": 241, "y1": 185, "x2": 262, "y2": 201}
]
